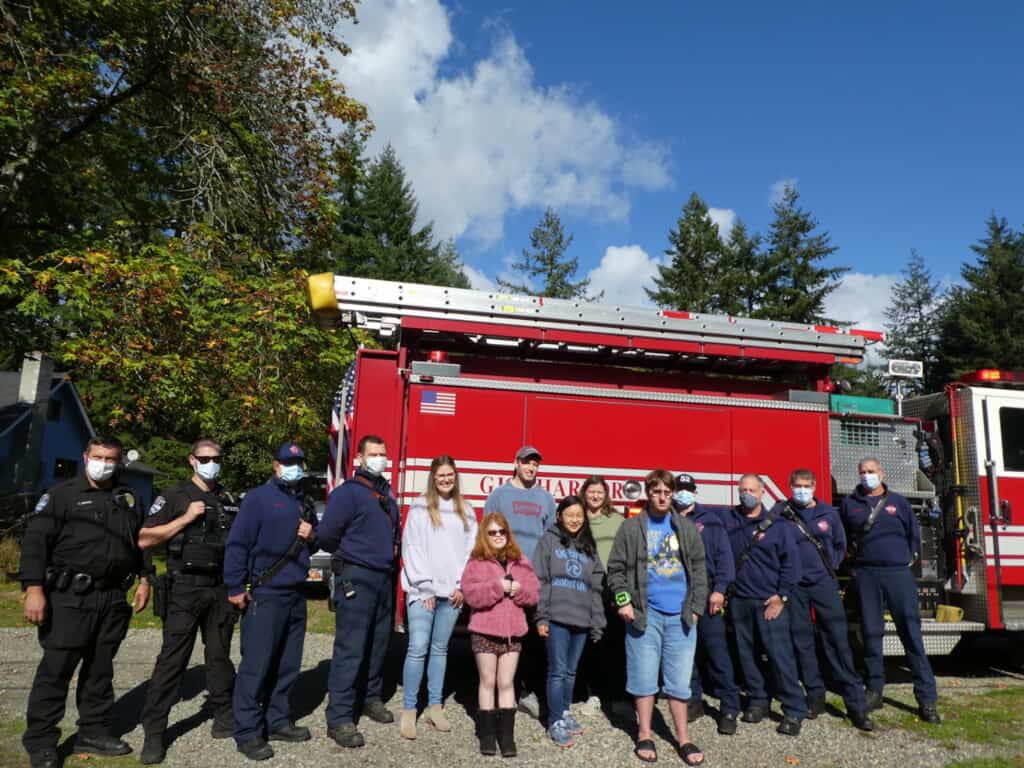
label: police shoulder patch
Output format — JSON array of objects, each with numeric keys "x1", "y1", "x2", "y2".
[
  {"x1": 33, "y1": 493, "x2": 50, "y2": 515},
  {"x1": 148, "y1": 496, "x2": 167, "y2": 517}
]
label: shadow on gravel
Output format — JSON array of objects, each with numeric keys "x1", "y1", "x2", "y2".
[{"x1": 112, "y1": 665, "x2": 212, "y2": 737}]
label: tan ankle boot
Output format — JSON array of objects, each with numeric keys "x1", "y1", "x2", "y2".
[
  {"x1": 400, "y1": 708, "x2": 417, "y2": 739},
  {"x1": 425, "y1": 704, "x2": 451, "y2": 732}
]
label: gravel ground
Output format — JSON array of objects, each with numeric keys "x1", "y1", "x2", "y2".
[{"x1": 0, "y1": 626, "x2": 1021, "y2": 768}]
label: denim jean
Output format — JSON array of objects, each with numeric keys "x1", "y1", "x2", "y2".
[
  {"x1": 545, "y1": 622, "x2": 588, "y2": 727},
  {"x1": 625, "y1": 609, "x2": 696, "y2": 700},
  {"x1": 402, "y1": 597, "x2": 462, "y2": 709}
]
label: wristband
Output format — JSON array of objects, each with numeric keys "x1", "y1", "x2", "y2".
[{"x1": 615, "y1": 591, "x2": 631, "y2": 607}]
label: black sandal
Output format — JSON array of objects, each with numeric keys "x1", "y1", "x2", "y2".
[
  {"x1": 678, "y1": 742, "x2": 704, "y2": 766},
  {"x1": 634, "y1": 738, "x2": 658, "y2": 763}
]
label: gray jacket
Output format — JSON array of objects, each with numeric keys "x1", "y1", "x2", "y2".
[
  {"x1": 606, "y1": 508, "x2": 708, "y2": 631},
  {"x1": 534, "y1": 526, "x2": 607, "y2": 641}
]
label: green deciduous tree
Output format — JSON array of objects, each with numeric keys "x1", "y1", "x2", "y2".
[
  {"x1": 935, "y1": 215, "x2": 1024, "y2": 382},
  {"x1": 327, "y1": 145, "x2": 470, "y2": 287},
  {"x1": 759, "y1": 186, "x2": 846, "y2": 323},
  {"x1": 883, "y1": 250, "x2": 946, "y2": 392},
  {"x1": 498, "y1": 207, "x2": 595, "y2": 299},
  {"x1": 646, "y1": 193, "x2": 733, "y2": 313}
]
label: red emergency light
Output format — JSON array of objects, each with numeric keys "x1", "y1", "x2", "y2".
[{"x1": 960, "y1": 369, "x2": 1024, "y2": 383}]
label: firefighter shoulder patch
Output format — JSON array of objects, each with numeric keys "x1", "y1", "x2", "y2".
[
  {"x1": 817, "y1": 520, "x2": 829, "y2": 532},
  {"x1": 147, "y1": 496, "x2": 167, "y2": 517},
  {"x1": 885, "y1": 505, "x2": 898, "y2": 516},
  {"x1": 33, "y1": 493, "x2": 50, "y2": 515}
]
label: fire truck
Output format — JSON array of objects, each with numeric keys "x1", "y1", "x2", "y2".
[{"x1": 306, "y1": 273, "x2": 1024, "y2": 654}]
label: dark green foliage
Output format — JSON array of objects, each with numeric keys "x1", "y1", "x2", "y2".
[
  {"x1": 883, "y1": 250, "x2": 947, "y2": 392},
  {"x1": 758, "y1": 186, "x2": 846, "y2": 323},
  {"x1": 498, "y1": 207, "x2": 595, "y2": 299},
  {"x1": 935, "y1": 216, "x2": 1024, "y2": 382},
  {"x1": 327, "y1": 145, "x2": 470, "y2": 288}
]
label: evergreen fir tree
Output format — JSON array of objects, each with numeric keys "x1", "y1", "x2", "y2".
[
  {"x1": 935, "y1": 215, "x2": 1024, "y2": 381},
  {"x1": 883, "y1": 250, "x2": 946, "y2": 392},
  {"x1": 645, "y1": 193, "x2": 729, "y2": 312},
  {"x1": 498, "y1": 208, "x2": 595, "y2": 299},
  {"x1": 759, "y1": 186, "x2": 846, "y2": 323},
  {"x1": 718, "y1": 219, "x2": 766, "y2": 317}
]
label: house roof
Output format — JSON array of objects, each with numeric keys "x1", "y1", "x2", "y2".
[{"x1": 0, "y1": 372, "x2": 95, "y2": 439}]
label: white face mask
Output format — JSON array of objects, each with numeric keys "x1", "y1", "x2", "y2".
[
  {"x1": 86, "y1": 459, "x2": 116, "y2": 483},
  {"x1": 861, "y1": 472, "x2": 881, "y2": 490},
  {"x1": 364, "y1": 456, "x2": 387, "y2": 476},
  {"x1": 196, "y1": 462, "x2": 221, "y2": 482},
  {"x1": 791, "y1": 487, "x2": 814, "y2": 505}
]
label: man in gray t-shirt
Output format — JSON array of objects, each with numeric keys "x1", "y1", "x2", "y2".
[{"x1": 484, "y1": 446, "x2": 556, "y2": 561}]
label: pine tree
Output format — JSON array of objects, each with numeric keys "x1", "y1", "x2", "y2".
[
  {"x1": 645, "y1": 193, "x2": 729, "y2": 312},
  {"x1": 883, "y1": 250, "x2": 946, "y2": 392},
  {"x1": 759, "y1": 186, "x2": 846, "y2": 323},
  {"x1": 498, "y1": 208, "x2": 595, "y2": 299},
  {"x1": 327, "y1": 144, "x2": 470, "y2": 288},
  {"x1": 935, "y1": 215, "x2": 1024, "y2": 381},
  {"x1": 717, "y1": 219, "x2": 766, "y2": 317}
]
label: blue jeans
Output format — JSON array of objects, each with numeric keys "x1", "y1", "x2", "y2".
[
  {"x1": 854, "y1": 565, "x2": 937, "y2": 704},
  {"x1": 233, "y1": 590, "x2": 307, "y2": 744},
  {"x1": 625, "y1": 609, "x2": 696, "y2": 700},
  {"x1": 402, "y1": 597, "x2": 461, "y2": 709},
  {"x1": 545, "y1": 622, "x2": 588, "y2": 727}
]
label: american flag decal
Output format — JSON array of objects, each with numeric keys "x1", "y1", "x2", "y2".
[
  {"x1": 420, "y1": 389, "x2": 456, "y2": 415},
  {"x1": 328, "y1": 362, "x2": 357, "y2": 492}
]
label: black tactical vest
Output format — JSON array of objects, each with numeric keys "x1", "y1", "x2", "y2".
[{"x1": 168, "y1": 487, "x2": 239, "y2": 575}]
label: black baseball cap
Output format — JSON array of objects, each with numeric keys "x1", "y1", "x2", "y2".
[
  {"x1": 675, "y1": 473, "x2": 697, "y2": 492},
  {"x1": 515, "y1": 445, "x2": 543, "y2": 462}
]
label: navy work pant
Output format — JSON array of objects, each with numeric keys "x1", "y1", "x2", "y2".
[
  {"x1": 23, "y1": 588, "x2": 132, "y2": 753},
  {"x1": 790, "y1": 579, "x2": 866, "y2": 712},
  {"x1": 690, "y1": 609, "x2": 741, "y2": 716},
  {"x1": 233, "y1": 589, "x2": 307, "y2": 744},
  {"x1": 730, "y1": 596, "x2": 807, "y2": 719},
  {"x1": 326, "y1": 564, "x2": 393, "y2": 727},
  {"x1": 853, "y1": 565, "x2": 937, "y2": 704}
]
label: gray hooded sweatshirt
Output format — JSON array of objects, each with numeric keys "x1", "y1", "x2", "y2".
[{"x1": 533, "y1": 525, "x2": 607, "y2": 641}]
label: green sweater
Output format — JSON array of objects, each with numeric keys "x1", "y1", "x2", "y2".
[{"x1": 589, "y1": 512, "x2": 624, "y2": 574}]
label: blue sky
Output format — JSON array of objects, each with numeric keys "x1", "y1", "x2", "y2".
[{"x1": 336, "y1": 1, "x2": 1023, "y2": 332}]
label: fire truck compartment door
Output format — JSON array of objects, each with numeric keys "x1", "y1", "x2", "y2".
[{"x1": 976, "y1": 388, "x2": 1024, "y2": 585}]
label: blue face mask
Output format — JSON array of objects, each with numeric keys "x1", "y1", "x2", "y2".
[
  {"x1": 861, "y1": 472, "x2": 881, "y2": 490},
  {"x1": 740, "y1": 492, "x2": 760, "y2": 509},
  {"x1": 791, "y1": 486, "x2": 814, "y2": 505},
  {"x1": 673, "y1": 490, "x2": 695, "y2": 508},
  {"x1": 279, "y1": 464, "x2": 304, "y2": 485}
]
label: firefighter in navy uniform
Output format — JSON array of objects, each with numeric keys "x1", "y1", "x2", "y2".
[
  {"x1": 19, "y1": 436, "x2": 151, "y2": 768},
  {"x1": 721, "y1": 473, "x2": 807, "y2": 736},
  {"x1": 840, "y1": 456, "x2": 940, "y2": 724},
  {"x1": 770, "y1": 469, "x2": 874, "y2": 732},
  {"x1": 137, "y1": 439, "x2": 241, "y2": 764}
]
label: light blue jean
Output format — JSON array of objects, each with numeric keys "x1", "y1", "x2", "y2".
[
  {"x1": 402, "y1": 597, "x2": 462, "y2": 708},
  {"x1": 625, "y1": 608, "x2": 697, "y2": 700},
  {"x1": 545, "y1": 622, "x2": 589, "y2": 727}
]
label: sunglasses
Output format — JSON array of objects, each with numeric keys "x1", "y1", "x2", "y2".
[
  {"x1": 193, "y1": 455, "x2": 222, "y2": 464},
  {"x1": 487, "y1": 529, "x2": 508, "y2": 538},
  {"x1": 278, "y1": 458, "x2": 304, "y2": 466}
]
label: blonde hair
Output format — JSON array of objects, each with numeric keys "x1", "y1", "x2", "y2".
[{"x1": 425, "y1": 455, "x2": 471, "y2": 531}]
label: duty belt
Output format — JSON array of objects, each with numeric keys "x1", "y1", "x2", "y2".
[
  {"x1": 171, "y1": 572, "x2": 223, "y2": 587},
  {"x1": 45, "y1": 567, "x2": 133, "y2": 594}
]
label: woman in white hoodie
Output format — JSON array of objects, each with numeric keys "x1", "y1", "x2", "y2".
[{"x1": 400, "y1": 455, "x2": 478, "y2": 739}]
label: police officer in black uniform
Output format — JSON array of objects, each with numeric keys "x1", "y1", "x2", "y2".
[
  {"x1": 137, "y1": 438, "x2": 241, "y2": 764},
  {"x1": 20, "y1": 436, "x2": 151, "y2": 768}
]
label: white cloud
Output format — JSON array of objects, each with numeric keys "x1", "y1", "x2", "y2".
[
  {"x1": 824, "y1": 272, "x2": 898, "y2": 365},
  {"x1": 336, "y1": 1, "x2": 672, "y2": 244},
  {"x1": 707, "y1": 207, "x2": 737, "y2": 240},
  {"x1": 770, "y1": 177, "x2": 798, "y2": 205},
  {"x1": 462, "y1": 264, "x2": 495, "y2": 291},
  {"x1": 586, "y1": 245, "x2": 663, "y2": 307}
]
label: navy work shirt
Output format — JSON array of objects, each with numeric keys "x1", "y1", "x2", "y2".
[
  {"x1": 317, "y1": 469, "x2": 400, "y2": 571},
  {"x1": 722, "y1": 504, "x2": 800, "y2": 600},
  {"x1": 840, "y1": 484, "x2": 920, "y2": 567},
  {"x1": 223, "y1": 476, "x2": 315, "y2": 597},
  {"x1": 684, "y1": 503, "x2": 735, "y2": 596},
  {"x1": 770, "y1": 499, "x2": 846, "y2": 586}
]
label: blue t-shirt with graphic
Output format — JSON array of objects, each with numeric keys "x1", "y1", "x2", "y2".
[{"x1": 646, "y1": 513, "x2": 688, "y2": 614}]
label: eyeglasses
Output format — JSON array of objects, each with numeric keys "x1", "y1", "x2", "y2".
[
  {"x1": 648, "y1": 489, "x2": 673, "y2": 497},
  {"x1": 193, "y1": 455, "x2": 222, "y2": 464},
  {"x1": 487, "y1": 529, "x2": 508, "y2": 538}
]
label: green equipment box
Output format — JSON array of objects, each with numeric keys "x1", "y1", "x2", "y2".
[{"x1": 830, "y1": 394, "x2": 895, "y2": 415}]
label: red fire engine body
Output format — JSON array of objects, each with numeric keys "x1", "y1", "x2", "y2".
[{"x1": 307, "y1": 274, "x2": 1024, "y2": 654}]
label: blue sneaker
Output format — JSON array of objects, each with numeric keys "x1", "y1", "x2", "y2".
[
  {"x1": 562, "y1": 711, "x2": 584, "y2": 735},
  {"x1": 548, "y1": 720, "x2": 575, "y2": 748}
]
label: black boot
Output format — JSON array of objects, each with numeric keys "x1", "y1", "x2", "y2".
[
  {"x1": 477, "y1": 709, "x2": 498, "y2": 756},
  {"x1": 140, "y1": 733, "x2": 166, "y2": 764},
  {"x1": 497, "y1": 708, "x2": 517, "y2": 758}
]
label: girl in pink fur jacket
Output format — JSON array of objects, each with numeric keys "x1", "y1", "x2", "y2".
[{"x1": 461, "y1": 511, "x2": 539, "y2": 758}]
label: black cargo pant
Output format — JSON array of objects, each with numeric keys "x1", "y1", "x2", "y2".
[
  {"x1": 23, "y1": 587, "x2": 133, "y2": 752},
  {"x1": 141, "y1": 579, "x2": 238, "y2": 735}
]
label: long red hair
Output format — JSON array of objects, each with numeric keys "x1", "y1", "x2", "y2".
[{"x1": 470, "y1": 512, "x2": 523, "y2": 561}]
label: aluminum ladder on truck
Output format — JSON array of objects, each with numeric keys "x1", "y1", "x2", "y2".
[{"x1": 308, "y1": 274, "x2": 882, "y2": 367}]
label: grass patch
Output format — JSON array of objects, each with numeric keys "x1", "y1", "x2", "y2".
[
  {"x1": 0, "y1": 717, "x2": 145, "y2": 768},
  {"x1": 876, "y1": 687, "x2": 1024, "y2": 750},
  {"x1": 306, "y1": 594, "x2": 335, "y2": 633},
  {"x1": 945, "y1": 758, "x2": 1024, "y2": 768}
]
